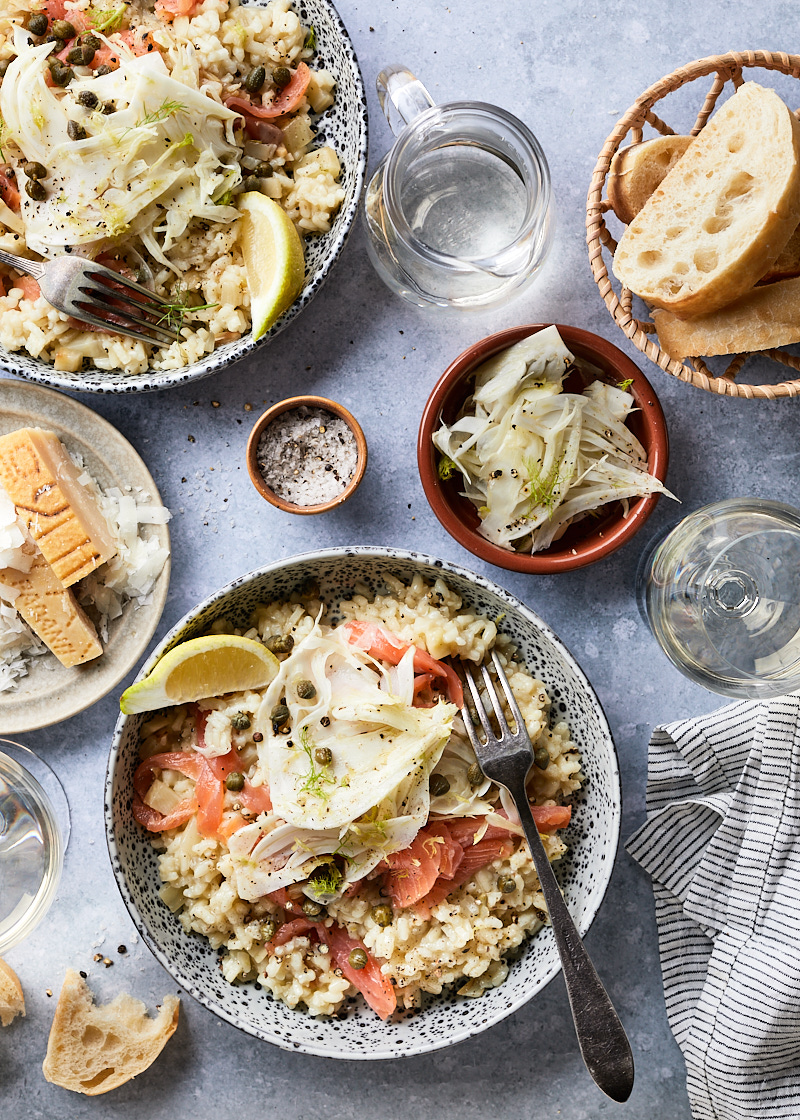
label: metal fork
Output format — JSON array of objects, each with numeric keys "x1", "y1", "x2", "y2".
[
  {"x1": 459, "y1": 651, "x2": 634, "y2": 1103},
  {"x1": 0, "y1": 248, "x2": 177, "y2": 347}
]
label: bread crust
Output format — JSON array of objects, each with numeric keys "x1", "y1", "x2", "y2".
[
  {"x1": 42, "y1": 969, "x2": 179, "y2": 1096},
  {"x1": 607, "y1": 135, "x2": 693, "y2": 225},
  {"x1": 653, "y1": 276, "x2": 800, "y2": 359},
  {"x1": 0, "y1": 957, "x2": 25, "y2": 1027},
  {"x1": 612, "y1": 83, "x2": 800, "y2": 318}
]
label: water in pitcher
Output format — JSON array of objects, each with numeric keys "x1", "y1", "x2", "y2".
[
  {"x1": 0, "y1": 750, "x2": 63, "y2": 950},
  {"x1": 400, "y1": 143, "x2": 529, "y2": 259}
]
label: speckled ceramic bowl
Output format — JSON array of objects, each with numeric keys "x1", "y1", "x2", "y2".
[
  {"x1": 106, "y1": 548, "x2": 621, "y2": 1059},
  {"x1": 2, "y1": 0, "x2": 368, "y2": 395}
]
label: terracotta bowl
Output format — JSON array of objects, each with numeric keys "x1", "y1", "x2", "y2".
[
  {"x1": 418, "y1": 324, "x2": 670, "y2": 573},
  {"x1": 246, "y1": 395, "x2": 368, "y2": 514}
]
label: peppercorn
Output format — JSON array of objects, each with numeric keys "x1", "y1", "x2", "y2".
[
  {"x1": 27, "y1": 13, "x2": 48, "y2": 36},
  {"x1": 77, "y1": 89, "x2": 99, "y2": 109},
  {"x1": 273, "y1": 65, "x2": 292, "y2": 88}
]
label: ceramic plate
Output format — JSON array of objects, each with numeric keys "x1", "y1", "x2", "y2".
[
  {"x1": 0, "y1": 380, "x2": 171, "y2": 733},
  {"x1": 107, "y1": 548, "x2": 620, "y2": 1059},
  {"x1": 0, "y1": 0, "x2": 368, "y2": 394}
]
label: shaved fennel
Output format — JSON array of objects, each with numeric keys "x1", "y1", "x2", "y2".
[{"x1": 433, "y1": 326, "x2": 675, "y2": 552}]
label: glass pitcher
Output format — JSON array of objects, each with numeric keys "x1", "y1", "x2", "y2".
[{"x1": 363, "y1": 65, "x2": 554, "y2": 312}]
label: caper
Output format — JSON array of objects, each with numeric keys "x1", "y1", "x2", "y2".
[
  {"x1": 225, "y1": 771, "x2": 245, "y2": 792},
  {"x1": 261, "y1": 918, "x2": 278, "y2": 942},
  {"x1": 66, "y1": 45, "x2": 86, "y2": 64},
  {"x1": 371, "y1": 904, "x2": 393, "y2": 928},
  {"x1": 52, "y1": 19, "x2": 77, "y2": 39},
  {"x1": 0, "y1": 59, "x2": 10, "y2": 80},
  {"x1": 533, "y1": 746, "x2": 550, "y2": 771},
  {"x1": 242, "y1": 174, "x2": 263, "y2": 193},
  {"x1": 254, "y1": 161, "x2": 273, "y2": 178},
  {"x1": 231, "y1": 711, "x2": 251, "y2": 731},
  {"x1": 301, "y1": 898, "x2": 324, "y2": 918},
  {"x1": 102, "y1": 99, "x2": 117, "y2": 113},
  {"x1": 48, "y1": 61, "x2": 74, "y2": 86},
  {"x1": 314, "y1": 746, "x2": 332, "y2": 766},
  {"x1": 77, "y1": 89, "x2": 99, "y2": 109},
  {"x1": 270, "y1": 702, "x2": 290, "y2": 731},
  {"x1": 429, "y1": 773, "x2": 450, "y2": 798},
  {"x1": 82, "y1": 33, "x2": 101, "y2": 50},
  {"x1": 67, "y1": 119, "x2": 86, "y2": 141},
  {"x1": 25, "y1": 179, "x2": 46, "y2": 201},
  {"x1": 244, "y1": 64, "x2": 266, "y2": 93},
  {"x1": 27, "y1": 13, "x2": 49, "y2": 36},
  {"x1": 273, "y1": 65, "x2": 292, "y2": 88},
  {"x1": 265, "y1": 633, "x2": 294, "y2": 655},
  {"x1": 95, "y1": 64, "x2": 114, "y2": 77},
  {"x1": 22, "y1": 161, "x2": 47, "y2": 180},
  {"x1": 296, "y1": 679, "x2": 316, "y2": 700},
  {"x1": 78, "y1": 43, "x2": 96, "y2": 64},
  {"x1": 348, "y1": 947, "x2": 368, "y2": 970},
  {"x1": 498, "y1": 875, "x2": 516, "y2": 895},
  {"x1": 467, "y1": 763, "x2": 484, "y2": 786}
]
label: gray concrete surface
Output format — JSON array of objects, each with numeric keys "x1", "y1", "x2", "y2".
[{"x1": 4, "y1": 1, "x2": 798, "y2": 1116}]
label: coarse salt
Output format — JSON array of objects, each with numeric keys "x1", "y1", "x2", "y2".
[{"x1": 256, "y1": 406, "x2": 358, "y2": 507}]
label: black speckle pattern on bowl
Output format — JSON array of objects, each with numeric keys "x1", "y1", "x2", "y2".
[
  {"x1": 105, "y1": 548, "x2": 621, "y2": 1059},
  {"x1": 0, "y1": 0, "x2": 368, "y2": 395}
]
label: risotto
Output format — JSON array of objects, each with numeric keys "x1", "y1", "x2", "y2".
[
  {"x1": 0, "y1": 0, "x2": 345, "y2": 374},
  {"x1": 133, "y1": 574, "x2": 583, "y2": 1019}
]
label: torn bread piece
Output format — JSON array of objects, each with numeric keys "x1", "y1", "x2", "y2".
[
  {"x1": 42, "y1": 970, "x2": 179, "y2": 1096},
  {"x1": 0, "y1": 957, "x2": 25, "y2": 1027},
  {"x1": 0, "y1": 429, "x2": 116, "y2": 588},
  {"x1": 608, "y1": 134, "x2": 693, "y2": 225},
  {"x1": 653, "y1": 276, "x2": 800, "y2": 359}
]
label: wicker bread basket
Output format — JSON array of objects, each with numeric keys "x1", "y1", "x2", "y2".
[{"x1": 587, "y1": 50, "x2": 800, "y2": 400}]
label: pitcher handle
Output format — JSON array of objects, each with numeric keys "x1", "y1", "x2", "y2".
[{"x1": 376, "y1": 65, "x2": 435, "y2": 136}]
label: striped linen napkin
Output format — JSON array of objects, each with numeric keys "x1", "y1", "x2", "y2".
[{"x1": 626, "y1": 695, "x2": 800, "y2": 1119}]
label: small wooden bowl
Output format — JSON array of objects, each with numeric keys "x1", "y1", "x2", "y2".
[
  {"x1": 246, "y1": 395, "x2": 367, "y2": 514},
  {"x1": 418, "y1": 324, "x2": 669, "y2": 573}
]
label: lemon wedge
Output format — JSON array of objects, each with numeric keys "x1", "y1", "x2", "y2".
[
  {"x1": 120, "y1": 635, "x2": 280, "y2": 714},
  {"x1": 238, "y1": 192, "x2": 305, "y2": 339}
]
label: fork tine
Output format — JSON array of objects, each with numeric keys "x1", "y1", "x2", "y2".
[
  {"x1": 75, "y1": 294, "x2": 175, "y2": 345},
  {"x1": 79, "y1": 281, "x2": 168, "y2": 320},
  {"x1": 86, "y1": 264, "x2": 171, "y2": 307},
  {"x1": 461, "y1": 662, "x2": 494, "y2": 741},
  {"x1": 479, "y1": 661, "x2": 512, "y2": 734},
  {"x1": 68, "y1": 306, "x2": 174, "y2": 348},
  {"x1": 490, "y1": 650, "x2": 525, "y2": 733}
]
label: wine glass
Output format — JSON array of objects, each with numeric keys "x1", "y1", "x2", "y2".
[
  {"x1": 638, "y1": 498, "x2": 800, "y2": 698},
  {"x1": 0, "y1": 739, "x2": 70, "y2": 953}
]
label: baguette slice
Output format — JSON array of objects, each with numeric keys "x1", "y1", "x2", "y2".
[
  {"x1": 608, "y1": 135, "x2": 693, "y2": 224},
  {"x1": 613, "y1": 82, "x2": 800, "y2": 318},
  {"x1": 42, "y1": 969, "x2": 179, "y2": 1096},
  {"x1": 0, "y1": 957, "x2": 25, "y2": 1027},
  {"x1": 653, "y1": 276, "x2": 800, "y2": 359}
]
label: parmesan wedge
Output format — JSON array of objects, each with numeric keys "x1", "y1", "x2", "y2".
[
  {"x1": 0, "y1": 544, "x2": 102, "y2": 668},
  {"x1": 0, "y1": 429, "x2": 116, "y2": 587}
]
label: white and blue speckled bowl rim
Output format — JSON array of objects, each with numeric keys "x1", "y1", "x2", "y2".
[
  {"x1": 1, "y1": 0, "x2": 368, "y2": 395},
  {"x1": 105, "y1": 546, "x2": 622, "y2": 1059}
]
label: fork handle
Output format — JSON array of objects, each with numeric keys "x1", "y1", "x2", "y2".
[
  {"x1": 0, "y1": 249, "x2": 45, "y2": 280},
  {"x1": 512, "y1": 783, "x2": 634, "y2": 1103}
]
